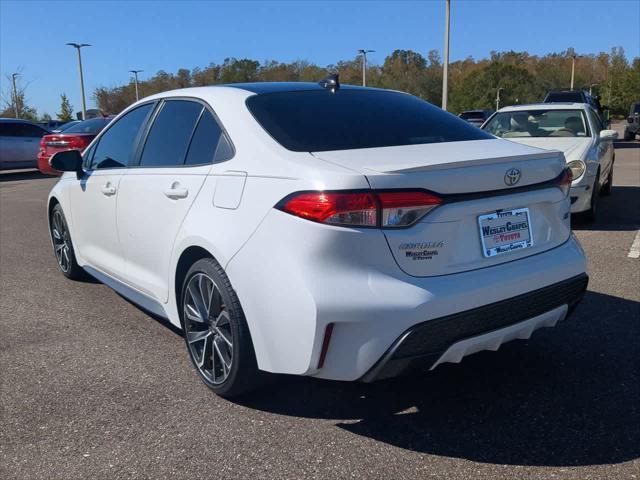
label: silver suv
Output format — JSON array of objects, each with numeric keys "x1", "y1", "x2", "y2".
[
  {"x1": 624, "y1": 102, "x2": 640, "y2": 141},
  {"x1": 0, "y1": 118, "x2": 50, "y2": 170}
]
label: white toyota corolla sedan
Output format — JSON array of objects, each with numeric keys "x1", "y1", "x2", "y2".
[
  {"x1": 47, "y1": 79, "x2": 588, "y2": 397},
  {"x1": 482, "y1": 103, "x2": 618, "y2": 222}
]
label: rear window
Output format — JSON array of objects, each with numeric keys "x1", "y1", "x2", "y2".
[
  {"x1": 545, "y1": 92, "x2": 583, "y2": 103},
  {"x1": 460, "y1": 111, "x2": 486, "y2": 120},
  {"x1": 246, "y1": 89, "x2": 491, "y2": 152},
  {"x1": 64, "y1": 118, "x2": 110, "y2": 134}
]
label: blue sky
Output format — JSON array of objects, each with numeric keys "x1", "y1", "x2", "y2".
[{"x1": 1, "y1": 0, "x2": 638, "y2": 116}]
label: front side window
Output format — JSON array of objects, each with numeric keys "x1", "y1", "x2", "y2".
[
  {"x1": 246, "y1": 89, "x2": 491, "y2": 152},
  {"x1": 586, "y1": 108, "x2": 603, "y2": 134},
  {"x1": 483, "y1": 110, "x2": 590, "y2": 138},
  {"x1": 139, "y1": 100, "x2": 203, "y2": 167},
  {"x1": 91, "y1": 103, "x2": 154, "y2": 169}
]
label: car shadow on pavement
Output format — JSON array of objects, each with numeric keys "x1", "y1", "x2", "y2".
[
  {"x1": 572, "y1": 186, "x2": 640, "y2": 231},
  {"x1": 238, "y1": 290, "x2": 639, "y2": 467},
  {"x1": 0, "y1": 170, "x2": 51, "y2": 182}
]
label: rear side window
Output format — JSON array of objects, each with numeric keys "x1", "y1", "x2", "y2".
[
  {"x1": 0, "y1": 123, "x2": 21, "y2": 137},
  {"x1": 21, "y1": 124, "x2": 48, "y2": 137},
  {"x1": 0, "y1": 123, "x2": 46, "y2": 137},
  {"x1": 246, "y1": 89, "x2": 491, "y2": 152},
  {"x1": 91, "y1": 103, "x2": 154, "y2": 169},
  {"x1": 184, "y1": 110, "x2": 233, "y2": 165},
  {"x1": 64, "y1": 118, "x2": 110, "y2": 135},
  {"x1": 139, "y1": 100, "x2": 203, "y2": 167}
]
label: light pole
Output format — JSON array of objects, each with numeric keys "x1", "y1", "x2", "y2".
[
  {"x1": 570, "y1": 54, "x2": 578, "y2": 90},
  {"x1": 129, "y1": 70, "x2": 143, "y2": 101},
  {"x1": 11, "y1": 73, "x2": 19, "y2": 118},
  {"x1": 496, "y1": 87, "x2": 504, "y2": 111},
  {"x1": 441, "y1": 0, "x2": 451, "y2": 110},
  {"x1": 357, "y1": 50, "x2": 374, "y2": 87},
  {"x1": 67, "y1": 43, "x2": 90, "y2": 120}
]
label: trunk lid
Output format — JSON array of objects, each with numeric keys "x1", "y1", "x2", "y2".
[{"x1": 312, "y1": 138, "x2": 571, "y2": 277}]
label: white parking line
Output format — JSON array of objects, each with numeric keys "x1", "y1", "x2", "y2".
[{"x1": 628, "y1": 230, "x2": 640, "y2": 259}]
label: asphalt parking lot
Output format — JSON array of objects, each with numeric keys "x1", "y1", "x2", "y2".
[{"x1": 1, "y1": 132, "x2": 638, "y2": 479}]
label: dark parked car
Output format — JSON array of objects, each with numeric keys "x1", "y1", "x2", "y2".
[
  {"x1": 624, "y1": 102, "x2": 640, "y2": 141},
  {"x1": 53, "y1": 120, "x2": 82, "y2": 133},
  {"x1": 543, "y1": 90, "x2": 609, "y2": 126},
  {"x1": 458, "y1": 109, "x2": 493, "y2": 127},
  {"x1": 37, "y1": 116, "x2": 114, "y2": 175},
  {"x1": 37, "y1": 119, "x2": 70, "y2": 131},
  {"x1": 0, "y1": 118, "x2": 50, "y2": 170}
]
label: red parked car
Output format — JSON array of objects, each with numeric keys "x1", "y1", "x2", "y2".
[{"x1": 38, "y1": 116, "x2": 114, "y2": 175}]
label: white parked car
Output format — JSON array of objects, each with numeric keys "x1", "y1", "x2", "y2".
[
  {"x1": 47, "y1": 81, "x2": 588, "y2": 397},
  {"x1": 482, "y1": 103, "x2": 618, "y2": 222}
]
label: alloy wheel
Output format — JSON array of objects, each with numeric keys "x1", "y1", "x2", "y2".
[
  {"x1": 183, "y1": 273, "x2": 234, "y2": 385},
  {"x1": 51, "y1": 210, "x2": 71, "y2": 273}
]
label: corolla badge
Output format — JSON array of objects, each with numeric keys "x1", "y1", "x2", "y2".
[{"x1": 504, "y1": 168, "x2": 521, "y2": 186}]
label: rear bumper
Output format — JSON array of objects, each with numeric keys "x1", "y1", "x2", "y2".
[
  {"x1": 361, "y1": 273, "x2": 588, "y2": 382},
  {"x1": 229, "y1": 205, "x2": 587, "y2": 381}
]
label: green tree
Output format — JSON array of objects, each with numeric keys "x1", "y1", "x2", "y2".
[
  {"x1": 92, "y1": 49, "x2": 640, "y2": 117},
  {"x1": 41, "y1": 112, "x2": 52, "y2": 122},
  {"x1": 57, "y1": 94, "x2": 74, "y2": 121}
]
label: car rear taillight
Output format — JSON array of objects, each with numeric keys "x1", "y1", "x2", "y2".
[
  {"x1": 279, "y1": 192, "x2": 378, "y2": 227},
  {"x1": 277, "y1": 190, "x2": 442, "y2": 228},
  {"x1": 557, "y1": 167, "x2": 573, "y2": 198},
  {"x1": 377, "y1": 191, "x2": 442, "y2": 227}
]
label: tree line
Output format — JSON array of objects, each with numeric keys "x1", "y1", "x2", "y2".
[
  {"x1": 2, "y1": 47, "x2": 639, "y2": 121},
  {"x1": 93, "y1": 47, "x2": 639, "y2": 118}
]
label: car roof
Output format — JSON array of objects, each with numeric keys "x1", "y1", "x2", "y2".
[
  {"x1": 0, "y1": 117, "x2": 43, "y2": 124},
  {"x1": 141, "y1": 82, "x2": 383, "y2": 103},
  {"x1": 498, "y1": 103, "x2": 589, "y2": 112},
  {"x1": 225, "y1": 82, "x2": 371, "y2": 94}
]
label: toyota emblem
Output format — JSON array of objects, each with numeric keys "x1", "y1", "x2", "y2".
[{"x1": 504, "y1": 168, "x2": 521, "y2": 186}]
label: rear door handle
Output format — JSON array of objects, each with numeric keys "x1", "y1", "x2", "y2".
[
  {"x1": 101, "y1": 183, "x2": 117, "y2": 196},
  {"x1": 163, "y1": 182, "x2": 188, "y2": 199}
]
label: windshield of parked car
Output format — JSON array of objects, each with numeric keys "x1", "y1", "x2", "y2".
[
  {"x1": 63, "y1": 118, "x2": 111, "y2": 135},
  {"x1": 246, "y1": 89, "x2": 492, "y2": 152},
  {"x1": 483, "y1": 109, "x2": 590, "y2": 138},
  {"x1": 632, "y1": 104, "x2": 640, "y2": 114}
]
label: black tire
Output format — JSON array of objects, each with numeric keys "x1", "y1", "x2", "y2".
[
  {"x1": 49, "y1": 204, "x2": 87, "y2": 280},
  {"x1": 180, "y1": 257, "x2": 262, "y2": 398},
  {"x1": 601, "y1": 162, "x2": 614, "y2": 197},
  {"x1": 577, "y1": 173, "x2": 600, "y2": 223}
]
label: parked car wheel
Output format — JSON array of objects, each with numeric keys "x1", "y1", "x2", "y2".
[
  {"x1": 49, "y1": 204, "x2": 87, "y2": 280},
  {"x1": 180, "y1": 258, "x2": 261, "y2": 398}
]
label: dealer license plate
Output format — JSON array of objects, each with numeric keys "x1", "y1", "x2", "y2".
[{"x1": 478, "y1": 208, "x2": 533, "y2": 258}]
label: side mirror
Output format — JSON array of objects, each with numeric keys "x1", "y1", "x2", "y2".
[
  {"x1": 50, "y1": 149, "x2": 83, "y2": 178},
  {"x1": 599, "y1": 129, "x2": 618, "y2": 141}
]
